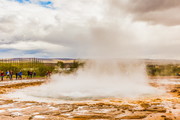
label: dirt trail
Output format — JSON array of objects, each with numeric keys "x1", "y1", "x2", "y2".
[{"x1": 0, "y1": 80, "x2": 45, "y2": 94}]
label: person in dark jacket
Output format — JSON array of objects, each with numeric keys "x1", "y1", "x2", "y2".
[
  {"x1": 1, "y1": 71, "x2": 4, "y2": 81},
  {"x1": 29, "y1": 71, "x2": 33, "y2": 78},
  {"x1": 16, "y1": 72, "x2": 18, "y2": 80},
  {"x1": 33, "y1": 71, "x2": 36, "y2": 78},
  {"x1": 10, "y1": 71, "x2": 13, "y2": 80},
  {"x1": 27, "y1": 71, "x2": 30, "y2": 79},
  {"x1": 9, "y1": 70, "x2": 13, "y2": 80}
]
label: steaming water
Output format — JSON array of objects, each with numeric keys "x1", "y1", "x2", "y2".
[{"x1": 5, "y1": 60, "x2": 161, "y2": 102}]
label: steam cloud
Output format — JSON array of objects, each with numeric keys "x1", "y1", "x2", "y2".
[{"x1": 8, "y1": 60, "x2": 160, "y2": 100}]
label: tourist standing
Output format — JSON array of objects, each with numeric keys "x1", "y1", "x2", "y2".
[
  {"x1": 18, "y1": 71, "x2": 22, "y2": 79},
  {"x1": 1, "y1": 71, "x2": 4, "y2": 81},
  {"x1": 0, "y1": 71, "x2": 1, "y2": 81},
  {"x1": 16, "y1": 72, "x2": 18, "y2": 80},
  {"x1": 27, "y1": 71, "x2": 30, "y2": 79},
  {"x1": 29, "y1": 71, "x2": 33, "y2": 78},
  {"x1": 6, "y1": 70, "x2": 10, "y2": 80},
  {"x1": 46, "y1": 71, "x2": 51, "y2": 79},
  {"x1": 10, "y1": 71, "x2": 13, "y2": 80},
  {"x1": 33, "y1": 71, "x2": 36, "y2": 78}
]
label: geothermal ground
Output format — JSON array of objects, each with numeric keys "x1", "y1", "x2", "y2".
[{"x1": 0, "y1": 78, "x2": 179, "y2": 120}]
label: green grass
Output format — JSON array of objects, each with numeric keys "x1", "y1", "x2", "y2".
[{"x1": 147, "y1": 64, "x2": 180, "y2": 76}]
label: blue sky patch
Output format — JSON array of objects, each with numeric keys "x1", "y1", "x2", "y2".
[
  {"x1": 24, "y1": 50, "x2": 42, "y2": 54},
  {"x1": 13, "y1": 0, "x2": 54, "y2": 8},
  {"x1": 15, "y1": 0, "x2": 30, "y2": 3},
  {"x1": 38, "y1": 1, "x2": 53, "y2": 8},
  {"x1": 0, "y1": 49, "x2": 13, "y2": 52}
]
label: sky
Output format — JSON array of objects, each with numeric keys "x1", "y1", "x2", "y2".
[{"x1": 1, "y1": 0, "x2": 180, "y2": 59}]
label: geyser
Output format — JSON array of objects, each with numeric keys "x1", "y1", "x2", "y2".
[{"x1": 10, "y1": 60, "x2": 159, "y2": 100}]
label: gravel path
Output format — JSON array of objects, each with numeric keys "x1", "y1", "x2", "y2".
[{"x1": 0, "y1": 79, "x2": 45, "y2": 86}]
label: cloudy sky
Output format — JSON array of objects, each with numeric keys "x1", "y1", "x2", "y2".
[{"x1": 1, "y1": 0, "x2": 180, "y2": 59}]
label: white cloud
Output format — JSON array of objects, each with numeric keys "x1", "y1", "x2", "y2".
[
  {"x1": 108, "y1": 0, "x2": 180, "y2": 26},
  {"x1": 0, "y1": 41, "x2": 68, "y2": 51},
  {"x1": 1, "y1": 0, "x2": 180, "y2": 59}
]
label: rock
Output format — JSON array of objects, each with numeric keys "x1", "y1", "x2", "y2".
[
  {"x1": 118, "y1": 104, "x2": 134, "y2": 110},
  {"x1": 161, "y1": 115, "x2": 166, "y2": 117},
  {"x1": 146, "y1": 107, "x2": 166, "y2": 113},
  {"x1": 0, "y1": 115, "x2": 30, "y2": 120},
  {"x1": 171, "y1": 89, "x2": 178, "y2": 93},
  {"x1": 72, "y1": 113, "x2": 112, "y2": 119},
  {"x1": 145, "y1": 113, "x2": 177, "y2": 120},
  {"x1": 116, "y1": 112, "x2": 149, "y2": 119},
  {"x1": 140, "y1": 103, "x2": 151, "y2": 109}
]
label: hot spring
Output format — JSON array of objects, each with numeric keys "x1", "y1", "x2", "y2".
[{"x1": 5, "y1": 60, "x2": 161, "y2": 102}]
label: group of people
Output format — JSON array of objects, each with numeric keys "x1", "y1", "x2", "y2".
[
  {"x1": 0, "y1": 70, "x2": 14, "y2": 81},
  {"x1": 0, "y1": 70, "x2": 35, "y2": 81},
  {"x1": 0, "y1": 70, "x2": 52, "y2": 81},
  {"x1": 0, "y1": 70, "x2": 23, "y2": 81},
  {"x1": 27, "y1": 71, "x2": 36, "y2": 79}
]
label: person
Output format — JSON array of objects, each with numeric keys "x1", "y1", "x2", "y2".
[
  {"x1": 6, "y1": 70, "x2": 10, "y2": 80},
  {"x1": 0, "y1": 71, "x2": 1, "y2": 81},
  {"x1": 16, "y1": 72, "x2": 18, "y2": 80},
  {"x1": 46, "y1": 71, "x2": 51, "y2": 79},
  {"x1": 33, "y1": 71, "x2": 36, "y2": 78},
  {"x1": 29, "y1": 71, "x2": 33, "y2": 78},
  {"x1": 1, "y1": 71, "x2": 4, "y2": 81},
  {"x1": 10, "y1": 71, "x2": 13, "y2": 80},
  {"x1": 18, "y1": 71, "x2": 22, "y2": 79},
  {"x1": 27, "y1": 71, "x2": 30, "y2": 79}
]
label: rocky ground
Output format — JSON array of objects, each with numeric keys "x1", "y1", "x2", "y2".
[
  {"x1": 0, "y1": 79, "x2": 179, "y2": 120},
  {"x1": 0, "y1": 79, "x2": 45, "y2": 94}
]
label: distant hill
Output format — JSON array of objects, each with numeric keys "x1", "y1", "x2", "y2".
[{"x1": 1, "y1": 58, "x2": 180, "y2": 64}]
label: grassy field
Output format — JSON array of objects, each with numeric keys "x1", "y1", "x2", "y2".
[{"x1": 1, "y1": 58, "x2": 180, "y2": 77}]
